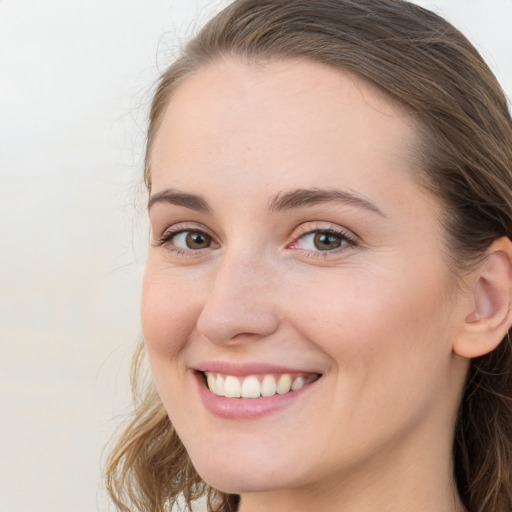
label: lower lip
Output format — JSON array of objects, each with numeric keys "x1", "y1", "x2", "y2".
[{"x1": 195, "y1": 373, "x2": 315, "y2": 420}]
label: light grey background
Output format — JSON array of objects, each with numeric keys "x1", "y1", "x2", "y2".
[{"x1": 0, "y1": 1, "x2": 510, "y2": 511}]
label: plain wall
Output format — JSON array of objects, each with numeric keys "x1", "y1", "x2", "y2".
[{"x1": 0, "y1": 1, "x2": 510, "y2": 511}]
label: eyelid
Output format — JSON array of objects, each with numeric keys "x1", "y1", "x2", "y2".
[
  {"x1": 153, "y1": 222, "x2": 218, "y2": 250},
  {"x1": 153, "y1": 221, "x2": 358, "y2": 258},
  {"x1": 287, "y1": 222, "x2": 358, "y2": 254}
]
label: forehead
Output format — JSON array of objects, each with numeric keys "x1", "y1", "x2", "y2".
[{"x1": 149, "y1": 58, "x2": 419, "y2": 199}]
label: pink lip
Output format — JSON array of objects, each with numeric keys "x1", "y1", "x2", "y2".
[
  {"x1": 196, "y1": 361, "x2": 318, "y2": 377},
  {"x1": 193, "y1": 368, "x2": 320, "y2": 420}
]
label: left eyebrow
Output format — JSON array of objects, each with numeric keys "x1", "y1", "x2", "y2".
[{"x1": 268, "y1": 188, "x2": 385, "y2": 216}]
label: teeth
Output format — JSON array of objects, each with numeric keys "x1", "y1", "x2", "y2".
[
  {"x1": 261, "y1": 374, "x2": 277, "y2": 397},
  {"x1": 291, "y1": 376, "x2": 306, "y2": 391},
  {"x1": 306, "y1": 374, "x2": 317, "y2": 384},
  {"x1": 241, "y1": 376, "x2": 261, "y2": 398},
  {"x1": 276, "y1": 374, "x2": 292, "y2": 394},
  {"x1": 207, "y1": 372, "x2": 217, "y2": 394},
  {"x1": 204, "y1": 372, "x2": 318, "y2": 398},
  {"x1": 214, "y1": 374, "x2": 224, "y2": 396},
  {"x1": 224, "y1": 376, "x2": 241, "y2": 398}
]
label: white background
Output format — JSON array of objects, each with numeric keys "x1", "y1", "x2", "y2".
[{"x1": 0, "y1": 1, "x2": 510, "y2": 511}]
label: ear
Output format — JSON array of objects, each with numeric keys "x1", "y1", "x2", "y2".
[{"x1": 454, "y1": 237, "x2": 512, "y2": 359}]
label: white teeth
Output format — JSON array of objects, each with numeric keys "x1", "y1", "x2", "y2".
[
  {"x1": 240, "y1": 376, "x2": 261, "y2": 398},
  {"x1": 205, "y1": 371, "x2": 318, "y2": 398},
  {"x1": 261, "y1": 374, "x2": 277, "y2": 397},
  {"x1": 276, "y1": 374, "x2": 292, "y2": 394},
  {"x1": 207, "y1": 372, "x2": 217, "y2": 394},
  {"x1": 291, "y1": 376, "x2": 306, "y2": 391},
  {"x1": 224, "y1": 375, "x2": 241, "y2": 397},
  {"x1": 214, "y1": 374, "x2": 225, "y2": 396}
]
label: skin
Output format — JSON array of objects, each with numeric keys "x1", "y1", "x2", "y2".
[{"x1": 142, "y1": 58, "x2": 473, "y2": 512}]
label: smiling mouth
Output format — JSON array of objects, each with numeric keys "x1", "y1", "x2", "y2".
[{"x1": 203, "y1": 371, "x2": 320, "y2": 399}]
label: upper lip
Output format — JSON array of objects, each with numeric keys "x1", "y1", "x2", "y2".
[{"x1": 195, "y1": 361, "x2": 322, "y2": 377}]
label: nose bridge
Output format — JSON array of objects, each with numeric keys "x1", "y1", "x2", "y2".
[{"x1": 196, "y1": 246, "x2": 279, "y2": 345}]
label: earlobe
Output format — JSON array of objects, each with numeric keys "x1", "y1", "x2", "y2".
[{"x1": 454, "y1": 237, "x2": 512, "y2": 359}]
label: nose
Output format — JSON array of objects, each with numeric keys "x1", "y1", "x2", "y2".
[{"x1": 196, "y1": 252, "x2": 280, "y2": 346}]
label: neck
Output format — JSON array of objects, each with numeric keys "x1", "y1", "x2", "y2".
[{"x1": 238, "y1": 466, "x2": 464, "y2": 512}]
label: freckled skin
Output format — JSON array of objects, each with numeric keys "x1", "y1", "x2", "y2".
[{"x1": 142, "y1": 59, "x2": 470, "y2": 512}]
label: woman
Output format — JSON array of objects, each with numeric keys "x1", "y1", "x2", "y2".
[{"x1": 105, "y1": 1, "x2": 512, "y2": 511}]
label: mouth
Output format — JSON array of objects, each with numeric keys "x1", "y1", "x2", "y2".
[{"x1": 202, "y1": 371, "x2": 320, "y2": 399}]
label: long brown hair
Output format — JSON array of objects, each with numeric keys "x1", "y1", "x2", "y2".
[{"x1": 105, "y1": 1, "x2": 512, "y2": 511}]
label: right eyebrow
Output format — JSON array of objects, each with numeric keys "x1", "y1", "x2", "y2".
[{"x1": 147, "y1": 188, "x2": 211, "y2": 213}]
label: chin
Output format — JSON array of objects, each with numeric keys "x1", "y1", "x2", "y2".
[
  {"x1": 200, "y1": 470, "x2": 283, "y2": 495},
  {"x1": 189, "y1": 447, "x2": 297, "y2": 495}
]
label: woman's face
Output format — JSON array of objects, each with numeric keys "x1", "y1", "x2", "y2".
[{"x1": 143, "y1": 59, "x2": 469, "y2": 497}]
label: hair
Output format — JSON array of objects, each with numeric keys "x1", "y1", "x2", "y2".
[{"x1": 105, "y1": 1, "x2": 512, "y2": 511}]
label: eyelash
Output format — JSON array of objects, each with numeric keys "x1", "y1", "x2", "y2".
[
  {"x1": 154, "y1": 224, "x2": 216, "y2": 254},
  {"x1": 155, "y1": 224, "x2": 357, "y2": 257},
  {"x1": 288, "y1": 226, "x2": 357, "y2": 257}
]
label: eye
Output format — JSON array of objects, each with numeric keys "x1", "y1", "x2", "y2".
[
  {"x1": 172, "y1": 230, "x2": 213, "y2": 250},
  {"x1": 155, "y1": 226, "x2": 219, "y2": 253},
  {"x1": 290, "y1": 227, "x2": 355, "y2": 253}
]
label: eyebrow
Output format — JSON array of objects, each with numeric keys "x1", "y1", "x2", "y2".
[
  {"x1": 268, "y1": 188, "x2": 384, "y2": 216},
  {"x1": 147, "y1": 189, "x2": 211, "y2": 213},
  {"x1": 148, "y1": 187, "x2": 384, "y2": 217}
]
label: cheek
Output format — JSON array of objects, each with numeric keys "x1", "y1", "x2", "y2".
[
  {"x1": 286, "y1": 268, "x2": 459, "y2": 454},
  {"x1": 140, "y1": 267, "x2": 205, "y2": 419},
  {"x1": 290, "y1": 264, "x2": 455, "y2": 380},
  {"x1": 141, "y1": 265, "x2": 201, "y2": 360}
]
